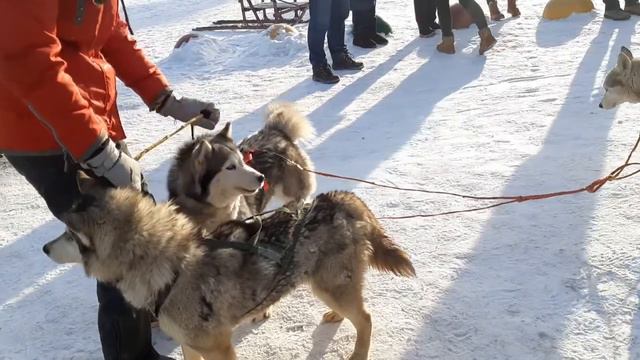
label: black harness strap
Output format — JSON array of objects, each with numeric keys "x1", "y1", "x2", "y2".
[{"x1": 154, "y1": 273, "x2": 178, "y2": 318}]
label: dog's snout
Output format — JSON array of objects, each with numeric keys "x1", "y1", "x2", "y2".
[
  {"x1": 599, "y1": 102, "x2": 604, "y2": 108},
  {"x1": 42, "y1": 244, "x2": 50, "y2": 255},
  {"x1": 257, "y1": 174, "x2": 265, "y2": 183}
]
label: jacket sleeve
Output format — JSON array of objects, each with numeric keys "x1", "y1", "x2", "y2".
[
  {"x1": 0, "y1": 0, "x2": 107, "y2": 161},
  {"x1": 102, "y1": 15, "x2": 170, "y2": 107}
]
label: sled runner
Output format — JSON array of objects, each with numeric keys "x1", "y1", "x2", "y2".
[{"x1": 193, "y1": 0, "x2": 308, "y2": 31}]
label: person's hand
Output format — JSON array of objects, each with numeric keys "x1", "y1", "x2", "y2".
[
  {"x1": 155, "y1": 91, "x2": 219, "y2": 129},
  {"x1": 81, "y1": 139, "x2": 142, "y2": 190}
]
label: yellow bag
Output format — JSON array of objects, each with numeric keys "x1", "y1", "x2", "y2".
[{"x1": 543, "y1": 0, "x2": 594, "y2": 20}]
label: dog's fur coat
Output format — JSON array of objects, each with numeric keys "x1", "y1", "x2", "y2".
[{"x1": 48, "y1": 173, "x2": 415, "y2": 360}]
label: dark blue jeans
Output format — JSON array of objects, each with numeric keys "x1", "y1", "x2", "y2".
[
  {"x1": 308, "y1": 0, "x2": 350, "y2": 66},
  {"x1": 6, "y1": 150, "x2": 160, "y2": 360}
]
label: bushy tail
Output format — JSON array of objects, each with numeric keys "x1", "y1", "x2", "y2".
[
  {"x1": 367, "y1": 225, "x2": 416, "y2": 278},
  {"x1": 264, "y1": 102, "x2": 314, "y2": 142},
  {"x1": 322, "y1": 191, "x2": 416, "y2": 277}
]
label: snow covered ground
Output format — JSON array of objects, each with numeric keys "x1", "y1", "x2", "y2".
[{"x1": 3, "y1": 0, "x2": 640, "y2": 358}]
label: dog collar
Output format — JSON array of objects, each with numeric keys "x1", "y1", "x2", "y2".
[{"x1": 242, "y1": 150, "x2": 270, "y2": 192}]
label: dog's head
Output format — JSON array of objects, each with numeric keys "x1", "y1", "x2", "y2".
[
  {"x1": 43, "y1": 173, "x2": 155, "y2": 282},
  {"x1": 600, "y1": 47, "x2": 640, "y2": 109},
  {"x1": 169, "y1": 123, "x2": 265, "y2": 206}
]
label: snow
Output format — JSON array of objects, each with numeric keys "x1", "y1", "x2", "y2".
[{"x1": 2, "y1": 0, "x2": 640, "y2": 359}]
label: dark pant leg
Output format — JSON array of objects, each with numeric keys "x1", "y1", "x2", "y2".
[
  {"x1": 5, "y1": 153, "x2": 158, "y2": 360},
  {"x1": 437, "y1": 0, "x2": 453, "y2": 36},
  {"x1": 352, "y1": 9, "x2": 368, "y2": 38},
  {"x1": 414, "y1": 0, "x2": 432, "y2": 35},
  {"x1": 604, "y1": 0, "x2": 622, "y2": 10},
  {"x1": 328, "y1": 0, "x2": 350, "y2": 58},
  {"x1": 97, "y1": 283, "x2": 159, "y2": 360},
  {"x1": 459, "y1": 0, "x2": 489, "y2": 30},
  {"x1": 308, "y1": 0, "x2": 333, "y2": 66}
]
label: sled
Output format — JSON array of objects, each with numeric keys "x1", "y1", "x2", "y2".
[{"x1": 193, "y1": 0, "x2": 309, "y2": 31}]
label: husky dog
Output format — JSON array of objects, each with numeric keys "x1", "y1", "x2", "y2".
[
  {"x1": 44, "y1": 172, "x2": 415, "y2": 360},
  {"x1": 168, "y1": 102, "x2": 316, "y2": 233},
  {"x1": 600, "y1": 47, "x2": 640, "y2": 109}
]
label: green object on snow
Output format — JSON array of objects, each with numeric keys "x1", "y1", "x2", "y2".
[{"x1": 375, "y1": 15, "x2": 392, "y2": 35}]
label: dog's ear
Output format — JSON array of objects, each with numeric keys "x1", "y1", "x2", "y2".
[
  {"x1": 219, "y1": 122, "x2": 232, "y2": 139},
  {"x1": 619, "y1": 49, "x2": 632, "y2": 72},
  {"x1": 621, "y1": 46, "x2": 634, "y2": 60},
  {"x1": 192, "y1": 139, "x2": 213, "y2": 172},
  {"x1": 76, "y1": 170, "x2": 100, "y2": 194}
]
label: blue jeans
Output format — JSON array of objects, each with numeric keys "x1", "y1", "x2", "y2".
[{"x1": 308, "y1": 0, "x2": 350, "y2": 66}]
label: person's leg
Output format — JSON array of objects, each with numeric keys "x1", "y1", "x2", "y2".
[
  {"x1": 5, "y1": 153, "x2": 163, "y2": 360},
  {"x1": 459, "y1": 0, "x2": 488, "y2": 30},
  {"x1": 97, "y1": 283, "x2": 160, "y2": 360},
  {"x1": 369, "y1": 4, "x2": 389, "y2": 45},
  {"x1": 414, "y1": 0, "x2": 432, "y2": 35},
  {"x1": 604, "y1": 0, "x2": 631, "y2": 19},
  {"x1": 352, "y1": 7, "x2": 377, "y2": 48},
  {"x1": 437, "y1": 0, "x2": 453, "y2": 37},
  {"x1": 308, "y1": 0, "x2": 333, "y2": 67},
  {"x1": 328, "y1": 0, "x2": 350, "y2": 57},
  {"x1": 624, "y1": 0, "x2": 640, "y2": 15},
  {"x1": 487, "y1": 0, "x2": 505, "y2": 20}
]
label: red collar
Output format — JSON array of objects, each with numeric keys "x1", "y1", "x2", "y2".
[{"x1": 243, "y1": 150, "x2": 270, "y2": 193}]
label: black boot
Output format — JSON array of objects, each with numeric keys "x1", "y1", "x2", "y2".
[
  {"x1": 353, "y1": 36, "x2": 377, "y2": 48},
  {"x1": 312, "y1": 64, "x2": 340, "y2": 84},
  {"x1": 332, "y1": 52, "x2": 364, "y2": 71},
  {"x1": 371, "y1": 33, "x2": 388, "y2": 45}
]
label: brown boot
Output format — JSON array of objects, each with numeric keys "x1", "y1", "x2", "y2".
[
  {"x1": 488, "y1": 0, "x2": 505, "y2": 20},
  {"x1": 478, "y1": 28, "x2": 496, "y2": 55},
  {"x1": 437, "y1": 36, "x2": 455, "y2": 54},
  {"x1": 507, "y1": 0, "x2": 521, "y2": 17}
]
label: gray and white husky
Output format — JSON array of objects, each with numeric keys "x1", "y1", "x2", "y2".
[
  {"x1": 44, "y1": 171, "x2": 415, "y2": 360},
  {"x1": 167, "y1": 102, "x2": 316, "y2": 234},
  {"x1": 600, "y1": 46, "x2": 640, "y2": 109}
]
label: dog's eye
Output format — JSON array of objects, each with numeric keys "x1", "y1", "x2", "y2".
[{"x1": 226, "y1": 164, "x2": 237, "y2": 171}]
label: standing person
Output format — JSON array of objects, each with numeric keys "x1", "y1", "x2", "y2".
[
  {"x1": 351, "y1": 0, "x2": 389, "y2": 48},
  {"x1": 414, "y1": 0, "x2": 441, "y2": 38},
  {"x1": 0, "y1": 1, "x2": 219, "y2": 359},
  {"x1": 486, "y1": 0, "x2": 521, "y2": 21},
  {"x1": 436, "y1": 0, "x2": 497, "y2": 55},
  {"x1": 308, "y1": 0, "x2": 364, "y2": 84},
  {"x1": 603, "y1": 0, "x2": 640, "y2": 20}
]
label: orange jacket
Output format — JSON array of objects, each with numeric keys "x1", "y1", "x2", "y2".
[{"x1": 0, "y1": 0, "x2": 169, "y2": 160}]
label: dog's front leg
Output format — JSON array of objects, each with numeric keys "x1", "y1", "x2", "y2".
[{"x1": 182, "y1": 345, "x2": 205, "y2": 360}]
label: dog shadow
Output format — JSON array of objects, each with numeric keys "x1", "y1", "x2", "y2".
[{"x1": 401, "y1": 19, "x2": 634, "y2": 360}]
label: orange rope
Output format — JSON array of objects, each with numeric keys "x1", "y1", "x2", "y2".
[{"x1": 250, "y1": 132, "x2": 640, "y2": 219}]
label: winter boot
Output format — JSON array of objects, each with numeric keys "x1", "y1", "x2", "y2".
[
  {"x1": 507, "y1": 0, "x2": 521, "y2": 16},
  {"x1": 312, "y1": 64, "x2": 340, "y2": 84},
  {"x1": 478, "y1": 28, "x2": 497, "y2": 55},
  {"x1": 353, "y1": 36, "x2": 377, "y2": 48},
  {"x1": 371, "y1": 33, "x2": 389, "y2": 45},
  {"x1": 332, "y1": 52, "x2": 364, "y2": 71},
  {"x1": 437, "y1": 36, "x2": 455, "y2": 54},
  {"x1": 604, "y1": 8, "x2": 631, "y2": 19},
  {"x1": 624, "y1": 1, "x2": 640, "y2": 15},
  {"x1": 488, "y1": 0, "x2": 505, "y2": 20},
  {"x1": 420, "y1": 28, "x2": 437, "y2": 38}
]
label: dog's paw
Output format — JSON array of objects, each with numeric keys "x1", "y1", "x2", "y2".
[
  {"x1": 348, "y1": 352, "x2": 368, "y2": 360},
  {"x1": 322, "y1": 310, "x2": 344, "y2": 323},
  {"x1": 251, "y1": 307, "x2": 272, "y2": 323}
]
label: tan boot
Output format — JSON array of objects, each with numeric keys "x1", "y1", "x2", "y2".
[
  {"x1": 437, "y1": 36, "x2": 455, "y2": 54},
  {"x1": 507, "y1": 0, "x2": 521, "y2": 17},
  {"x1": 488, "y1": 0, "x2": 505, "y2": 20},
  {"x1": 478, "y1": 28, "x2": 496, "y2": 55}
]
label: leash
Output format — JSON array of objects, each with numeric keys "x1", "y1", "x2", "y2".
[
  {"x1": 134, "y1": 115, "x2": 204, "y2": 161},
  {"x1": 246, "y1": 132, "x2": 640, "y2": 219}
]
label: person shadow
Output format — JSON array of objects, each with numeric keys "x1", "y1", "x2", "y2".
[{"x1": 401, "y1": 20, "x2": 635, "y2": 360}]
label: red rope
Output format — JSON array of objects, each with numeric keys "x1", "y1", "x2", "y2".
[{"x1": 247, "y1": 133, "x2": 640, "y2": 219}]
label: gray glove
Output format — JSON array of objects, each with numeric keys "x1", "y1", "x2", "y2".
[
  {"x1": 155, "y1": 91, "x2": 219, "y2": 130},
  {"x1": 82, "y1": 140, "x2": 142, "y2": 190}
]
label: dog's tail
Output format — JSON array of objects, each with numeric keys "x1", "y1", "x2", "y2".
[
  {"x1": 320, "y1": 191, "x2": 416, "y2": 277},
  {"x1": 264, "y1": 102, "x2": 314, "y2": 142}
]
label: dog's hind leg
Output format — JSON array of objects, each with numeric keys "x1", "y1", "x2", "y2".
[
  {"x1": 197, "y1": 328, "x2": 236, "y2": 360},
  {"x1": 311, "y1": 281, "x2": 372, "y2": 360}
]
